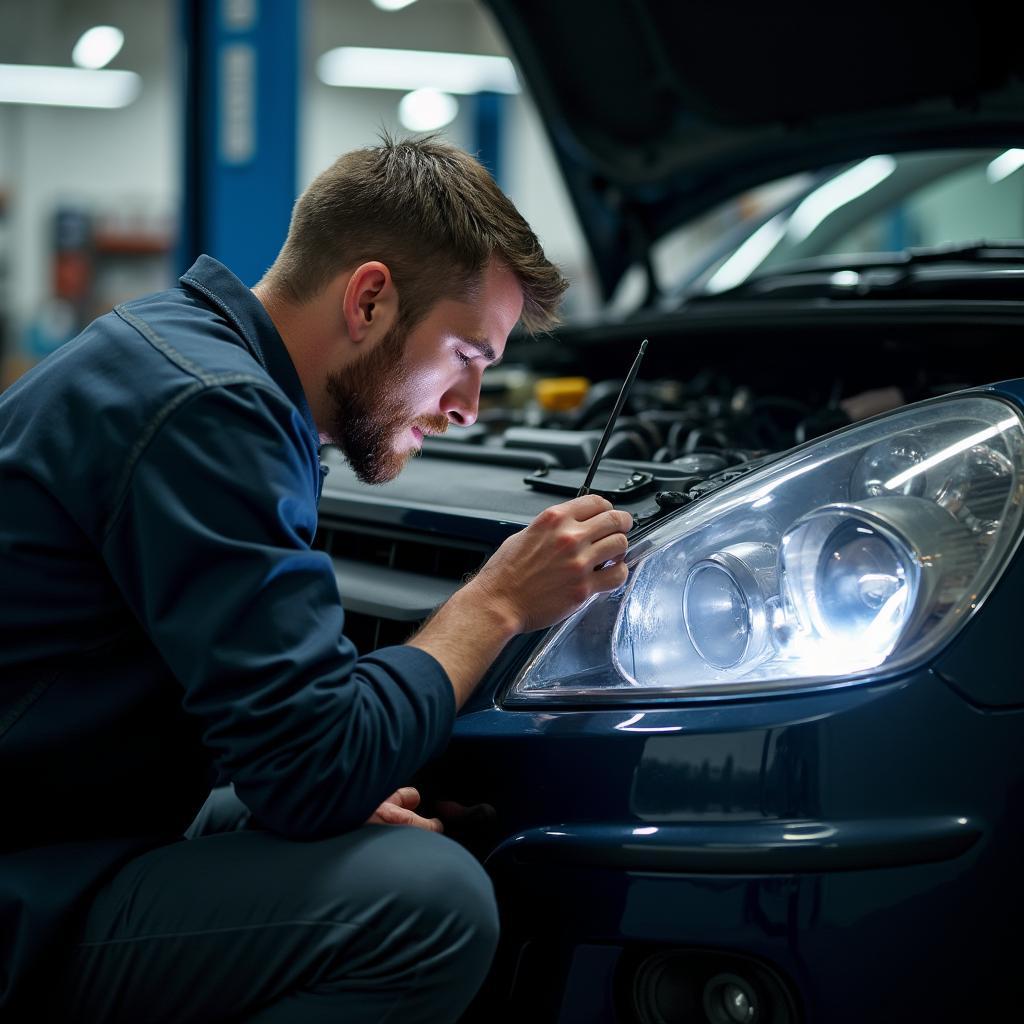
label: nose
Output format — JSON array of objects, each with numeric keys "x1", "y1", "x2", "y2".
[{"x1": 442, "y1": 377, "x2": 481, "y2": 427}]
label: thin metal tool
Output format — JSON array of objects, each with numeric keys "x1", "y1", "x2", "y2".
[{"x1": 577, "y1": 338, "x2": 649, "y2": 497}]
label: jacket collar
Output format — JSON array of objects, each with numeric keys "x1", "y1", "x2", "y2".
[{"x1": 179, "y1": 255, "x2": 320, "y2": 447}]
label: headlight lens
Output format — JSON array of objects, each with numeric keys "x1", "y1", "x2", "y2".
[
  {"x1": 799, "y1": 513, "x2": 914, "y2": 648},
  {"x1": 682, "y1": 542, "x2": 777, "y2": 669},
  {"x1": 505, "y1": 394, "x2": 1024, "y2": 704}
]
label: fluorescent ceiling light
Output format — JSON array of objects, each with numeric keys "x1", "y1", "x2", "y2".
[
  {"x1": 317, "y1": 46, "x2": 519, "y2": 94},
  {"x1": 787, "y1": 155, "x2": 896, "y2": 242},
  {"x1": 398, "y1": 88, "x2": 458, "y2": 132},
  {"x1": 371, "y1": 0, "x2": 419, "y2": 9},
  {"x1": 987, "y1": 149, "x2": 1024, "y2": 184},
  {"x1": 0, "y1": 64, "x2": 141, "y2": 108},
  {"x1": 72, "y1": 25, "x2": 124, "y2": 70}
]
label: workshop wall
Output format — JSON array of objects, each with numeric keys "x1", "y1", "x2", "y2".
[
  {"x1": 0, "y1": 0, "x2": 178, "y2": 383},
  {"x1": 0, "y1": 0, "x2": 595, "y2": 388}
]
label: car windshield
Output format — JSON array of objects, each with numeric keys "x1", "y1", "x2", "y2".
[{"x1": 668, "y1": 148, "x2": 1024, "y2": 297}]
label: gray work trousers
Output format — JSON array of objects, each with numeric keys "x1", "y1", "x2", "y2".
[{"x1": 55, "y1": 787, "x2": 500, "y2": 1023}]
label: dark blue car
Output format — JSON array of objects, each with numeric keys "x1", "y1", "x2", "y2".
[{"x1": 316, "y1": 4, "x2": 1024, "y2": 1020}]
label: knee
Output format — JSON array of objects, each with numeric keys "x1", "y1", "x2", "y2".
[
  {"x1": 262, "y1": 826, "x2": 499, "y2": 1014},
  {"x1": 390, "y1": 828, "x2": 500, "y2": 967}
]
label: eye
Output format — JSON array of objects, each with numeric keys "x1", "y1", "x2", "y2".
[{"x1": 455, "y1": 350, "x2": 472, "y2": 367}]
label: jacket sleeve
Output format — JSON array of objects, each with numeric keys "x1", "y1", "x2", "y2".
[{"x1": 100, "y1": 381, "x2": 455, "y2": 838}]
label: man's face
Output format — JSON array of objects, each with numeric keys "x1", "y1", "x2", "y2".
[{"x1": 325, "y1": 260, "x2": 524, "y2": 484}]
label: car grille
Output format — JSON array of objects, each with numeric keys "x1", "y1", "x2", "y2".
[{"x1": 313, "y1": 518, "x2": 495, "y2": 654}]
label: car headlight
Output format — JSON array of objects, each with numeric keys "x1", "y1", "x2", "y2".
[{"x1": 505, "y1": 393, "x2": 1024, "y2": 705}]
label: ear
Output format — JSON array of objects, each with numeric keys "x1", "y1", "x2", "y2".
[{"x1": 341, "y1": 261, "x2": 398, "y2": 345}]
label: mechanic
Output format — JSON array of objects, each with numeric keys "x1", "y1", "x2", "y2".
[{"x1": 0, "y1": 136, "x2": 633, "y2": 1022}]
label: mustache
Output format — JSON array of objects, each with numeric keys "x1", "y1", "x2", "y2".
[{"x1": 416, "y1": 415, "x2": 450, "y2": 437}]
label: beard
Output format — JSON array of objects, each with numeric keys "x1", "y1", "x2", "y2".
[{"x1": 324, "y1": 321, "x2": 448, "y2": 484}]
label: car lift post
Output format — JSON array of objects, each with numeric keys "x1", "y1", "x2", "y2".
[{"x1": 179, "y1": 0, "x2": 299, "y2": 285}]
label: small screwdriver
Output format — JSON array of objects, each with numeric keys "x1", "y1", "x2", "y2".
[{"x1": 577, "y1": 338, "x2": 649, "y2": 498}]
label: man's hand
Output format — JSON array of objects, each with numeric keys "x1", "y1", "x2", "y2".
[
  {"x1": 468, "y1": 494, "x2": 632, "y2": 634},
  {"x1": 366, "y1": 787, "x2": 443, "y2": 832},
  {"x1": 408, "y1": 495, "x2": 632, "y2": 707}
]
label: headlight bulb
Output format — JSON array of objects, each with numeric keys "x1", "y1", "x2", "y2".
[
  {"x1": 682, "y1": 543, "x2": 776, "y2": 670},
  {"x1": 815, "y1": 520, "x2": 911, "y2": 644}
]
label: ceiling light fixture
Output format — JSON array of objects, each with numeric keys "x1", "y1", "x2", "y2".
[
  {"x1": 72, "y1": 25, "x2": 125, "y2": 70},
  {"x1": 317, "y1": 46, "x2": 518, "y2": 94},
  {"x1": 370, "y1": 0, "x2": 419, "y2": 10},
  {"x1": 398, "y1": 88, "x2": 458, "y2": 131},
  {"x1": 0, "y1": 64, "x2": 141, "y2": 108}
]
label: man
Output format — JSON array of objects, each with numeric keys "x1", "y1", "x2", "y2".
[{"x1": 0, "y1": 136, "x2": 632, "y2": 1022}]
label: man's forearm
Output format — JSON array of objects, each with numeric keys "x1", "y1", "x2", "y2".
[
  {"x1": 406, "y1": 581, "x2": 520, "y2": 708},
  {"x1": 406, "y1": 496, "x2": 633, "y2": 708}
]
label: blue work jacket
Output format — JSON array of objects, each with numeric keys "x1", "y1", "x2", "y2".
[{"x1": 0, "y1": 256, "x2": 454, "y2": 1010}]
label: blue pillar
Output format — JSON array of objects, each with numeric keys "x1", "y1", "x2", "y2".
[
  {"x1": 180, "y1": 0, "x2": 298, "y2": 285},
  {"x1": 473, "y1": 90, "x2": 504, "y2": 191}
]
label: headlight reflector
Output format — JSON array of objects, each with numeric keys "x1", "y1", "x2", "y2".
[{"x1": 781, "y1": 503, "x2": 920, "y2": 666}]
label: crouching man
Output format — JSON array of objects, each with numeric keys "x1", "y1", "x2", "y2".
[{"x1": 0, "y1": 135, "x2": 632, "y2": 1022}]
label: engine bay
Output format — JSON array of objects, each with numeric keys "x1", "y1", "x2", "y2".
[
  {"x1": 315, "y1": 310, "x2": 1024, "y2": 654},
  {"x1": 326, "y1": 310, "x2": 1024, "y2": 514}
]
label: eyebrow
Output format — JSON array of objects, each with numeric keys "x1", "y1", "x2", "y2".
[{"x1": 457, "y1": 335, "x2": 503, "y2": 367}]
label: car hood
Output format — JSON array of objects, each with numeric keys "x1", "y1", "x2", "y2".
[{"x1": 484, "y1": 0, "x2": 1024, "y2": 300}]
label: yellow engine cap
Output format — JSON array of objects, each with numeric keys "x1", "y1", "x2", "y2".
[{"x1": 535, "y1": 376, "x2": 590, "y2": 412}]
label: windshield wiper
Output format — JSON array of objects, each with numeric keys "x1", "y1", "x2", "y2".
[
  {"x1": 695, "y1": 239, "x2": 1024, "y2": 300},
  {"x1": 898, "y1": 239, "x2": 1024, "y2": 264}
]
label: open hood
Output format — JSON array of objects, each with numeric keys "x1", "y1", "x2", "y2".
[{"x1": 484, "y1": 0, "x2": 1024, "y2": 301}]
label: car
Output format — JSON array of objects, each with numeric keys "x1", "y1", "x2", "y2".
[{"x1": 313, "y1": 4, "x2": 1024, "y2": 1021}]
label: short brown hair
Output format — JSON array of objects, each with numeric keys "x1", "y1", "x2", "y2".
[{"x1": 260, "y1": 133, "x2": 568, "y2": 335}]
